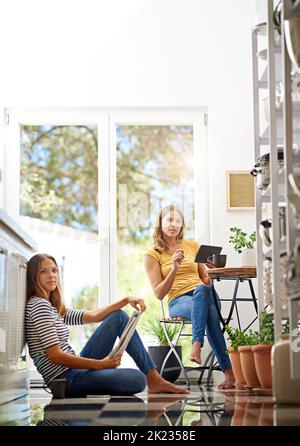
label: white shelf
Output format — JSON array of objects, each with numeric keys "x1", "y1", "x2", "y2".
[
  {"x1": 259, "y1": 127, "x2": 300, "y2": 146},
  {"x1": 252, "y1": 1, "x2": 298, "y2": 355},
  {"x1": 258, "y1": 53, "x2": 282, "y2": 85}
]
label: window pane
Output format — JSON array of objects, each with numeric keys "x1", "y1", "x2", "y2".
[
  {"x1": 116, "y1": 124, "x2": 194, "y2": 307},
  {"x1": 20, "y1": 125, "x2": 99, "y2": 352}
]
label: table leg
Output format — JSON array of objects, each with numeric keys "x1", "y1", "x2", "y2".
[
  {"x1": 227, "y1": 278, "x2": 240, "y2": 328},
  {"x1": 248, "y1": 279, "x2": 258, "y2": 314}
]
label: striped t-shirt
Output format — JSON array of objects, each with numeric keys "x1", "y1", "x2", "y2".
[{"x1": 25, "y1": 296, "x2": 85, "y2": 385}]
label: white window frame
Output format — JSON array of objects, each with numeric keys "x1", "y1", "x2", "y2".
[
  {"x1": 4, "y1": 107, "x2": 209, "y2": 305},
  {"x1": 109, "y1": 109, "x2": 209, "y2": 301},
  {"x1": 4, "y1": 108, "x2": 110, "y2": 307}
]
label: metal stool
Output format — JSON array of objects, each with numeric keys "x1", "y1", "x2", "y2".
[{"x1": 159, "y1": 301, "x2": 221, "y2": 388}]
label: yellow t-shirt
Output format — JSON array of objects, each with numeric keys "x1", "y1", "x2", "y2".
[{"x1": 145, "y1": 239, "x2": 204, "y2": 303}]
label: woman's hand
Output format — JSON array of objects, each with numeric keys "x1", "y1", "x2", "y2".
[
  {"x1": 97, "y1": 354, "x2": 122, "y2": 369},
  {"x1": 127, "y1": 296, "x2": 147, "y2": 313},
  {"x1": 205, "y1": 260, "x2": 216, "y2": 269},
  {"x1": 172, "y1": 249, "x2": 185, "y2": 272}
]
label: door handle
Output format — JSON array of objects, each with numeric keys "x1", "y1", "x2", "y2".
[{"x1": 89, "y1": 237, "x2": 108, "y2": 245}]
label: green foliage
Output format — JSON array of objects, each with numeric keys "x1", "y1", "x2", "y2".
[
  {"x1": 225, "y1": 325, "x2": 259, "y2": 350},
  {"x1": 282, "y1": 319, "x2": 290, "y2": 335},
  {"x1": 69, "y1": 284, "x2": 99, "y2": 348},
  {"x1": 20, "y1": 125, "x2": 98, "y2": 232},
  {"x1": 259, "y1": 310, "x2": 290, "y2": 344},
  {"x1": 141, "y1": 313, "x2": 182, "y2": 346},
  {"x1": 21, "y1": 124, "x2": 194, "y2": 240},
  {"x1": 72, "y1": 284, "x2": 99, "y2": 310},
  {"x1": 273, "y1": 1, "x2": 282, "y2": 35},
  {"x1": 259, "y1": 310, "x2": 274, "y2": 345},
  {"x1": 226, "y1": 311, "x2": 290, "y2": 351},
  {"x1": 229, "y1": 227, "x2": 256, "y2": 253},
  {"x1": 116, "y1": 124, "x2": 194, "y2": 242}
]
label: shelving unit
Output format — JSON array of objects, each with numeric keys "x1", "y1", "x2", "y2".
[
  {"x1": 282, "y1": 0, "x2": 300, "y2": 379},
  {"x1": 252, "y1": 4, "x2": 285, "y2": 328},
  {"x1": 252, "y1": 0, "x2": 300, "y2": 379}
]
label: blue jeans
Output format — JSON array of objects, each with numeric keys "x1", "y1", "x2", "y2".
[
  {"x1": 59, "y1": 310, "x2": 157, "y2": 397},
  {"x1": 168, "y1": 284, "x2": 231, "y2": 371}
]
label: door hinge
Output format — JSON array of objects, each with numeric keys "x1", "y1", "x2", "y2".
[{"x1": 204, "y1": 113, "x2": 208, "y2": 127}]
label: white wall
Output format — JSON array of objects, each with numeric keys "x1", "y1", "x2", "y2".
[{"x1": 0, "y1": 0, "x2": 258, "y2": 328}]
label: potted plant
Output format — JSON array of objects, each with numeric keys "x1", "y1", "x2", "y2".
[
  {"x1": 225, "y1": 325, "x2": 248, "y2": 390},
  {"x1": 237, "y1": 330, "x2": 261, "y2": 389},
  {"x1": 252, "y1": 311, "x2": 289, "y2": 390},
  {"x1": 141, "y1": 313, "x2": 182, "y2": 383},
  {"x1": 229, "y1": 227, "x2": 256, "y2": 267},
  {"x1": 252, "y1": 310, "x2": 274, "y2": 390}
]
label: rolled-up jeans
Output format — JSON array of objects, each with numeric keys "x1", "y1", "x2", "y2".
[
  {"x1": 58, "y1": 310, "x2": 157, "y2": 397},
  {"x1": 168, "y1": 284, "x2": 231, "y2": 371}
]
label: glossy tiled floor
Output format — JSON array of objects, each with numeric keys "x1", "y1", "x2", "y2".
[{"x1": 1, "y1": 380, "x2": 300, "y2": 426}]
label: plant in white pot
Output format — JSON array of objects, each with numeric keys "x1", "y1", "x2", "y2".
[{"x1": 229, "y1": 227, "x2": 256, "y2": 267}]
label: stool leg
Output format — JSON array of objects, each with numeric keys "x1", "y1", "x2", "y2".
[
  {"x1": 160, "y1": 321, "x2": 190, "y2": 387},
  {"x1": 198, "y1": 349, "x2": 213, "y2": 385},
  {"x1": 206, "y1": 352, "x2": 216, "y2": 386}
]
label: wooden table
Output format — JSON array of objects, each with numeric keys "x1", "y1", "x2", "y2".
[{"x1": 206, "y1": 267, "x2": 258, "y2": 331}]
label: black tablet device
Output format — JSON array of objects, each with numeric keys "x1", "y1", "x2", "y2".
[{"x1": 194, "y1": 244, "x2": 223, "y2": 263}]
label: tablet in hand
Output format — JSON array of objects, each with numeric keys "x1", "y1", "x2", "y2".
[{"x1": 195, "y1": 244, "x2": 222, "y2": 263}]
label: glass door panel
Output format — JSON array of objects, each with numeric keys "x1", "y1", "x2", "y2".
[
  {"x1": 115, "y1": 124, "x2": 195, "y2": 314},
  {"x1": 20, "y1": 123, "x2": 100, "y2": 351}
]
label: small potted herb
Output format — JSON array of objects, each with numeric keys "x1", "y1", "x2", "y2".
[
  {"x1": 229, "y1": 227, "x2": 256, "y2": 267},
  {"x1": 226, "y1": 325, "x2": 260, "y2": 389},
  {"x1": 225, "y1": 325, "x2": 248, "y2": 389},
  {"x1": 237, "y1": 329, "x2": 261, "y2": 389},
  {"x1": 252, "y1": 311, "x2": 289, "y2": 390}
]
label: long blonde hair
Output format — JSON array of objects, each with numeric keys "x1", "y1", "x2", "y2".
[
  {"x1": 153, "y1": 205, "x2": 185, "y2": 252},
  {"x1": 26, "y1": 253, "x2": 66, "y2": 316}
]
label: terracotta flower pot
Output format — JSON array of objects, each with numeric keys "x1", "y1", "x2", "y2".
[
  {"x1": 258, "y1": 402, "x2": 273, "y2": 426},
  {"x1": 242, "y1": 401, "x2": 260, "y2": 426},
  {"x1": 252, "y1": 344, "x2": 272, "y2": 389},
  {"x1": 228, "y1": 347, "x2": 246, "y2": 390},
  {"x1": 238, "y1": 345, "x2": 261, "y2": 388}
]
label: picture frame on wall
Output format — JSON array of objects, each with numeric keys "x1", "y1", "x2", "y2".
[{"x1": 226, "y1": 171, "x2": 255, "y2": 211}]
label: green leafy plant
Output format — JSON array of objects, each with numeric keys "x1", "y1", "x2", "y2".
[
  {"x1": 282, "y1": 318, "x2": 290, "y2": 335},
  {"x1": 225, "y1": 325, "x2": 259, "y2": 351},
  {"x1": 259, "y1": 309, "x2": 275, "y2": 345},
  {"x1": 141, "y1": 313, "x2": 181, "y2": 346},
  {"x1": 226, "y1": 311, "x2": 290, "y2": 350},
  {"x1": 273, "y1": 1, "x2": 282, "y2": 35},
  {"x1": 259, "y1": 310, "x2": 290, "y2": 344},
  {"x1": 229, "y1": 227, "x2": 256, "y2": 253}
]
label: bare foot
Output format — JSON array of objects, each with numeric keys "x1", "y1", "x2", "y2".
[
  {"x1": 188, "y1": 341, "x2": 201, "y2": 364},
  {"x1": 218, "y1": 368, "x2": 236, "y2": 389},
  {"x1": 146, "y1": 370, "x2": 189, "y2": 394},
  {"x1": 191, "y1": 419, "x2": 203, "y2": 426}
]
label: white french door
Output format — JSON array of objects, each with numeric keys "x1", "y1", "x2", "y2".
[
  {"x1": 109, "y1": 110, "x2": 208, "y2": 302},
  {"x1": 4, "y1": 108, "x2": 208, "y2": 306},
  {"x1": 4, "y1": 109, "x2": 110, "y2": 307}
]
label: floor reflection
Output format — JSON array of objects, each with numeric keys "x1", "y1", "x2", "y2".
[{"x1": 3, "y1": 383, "x2": 300, "y2": 426}]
